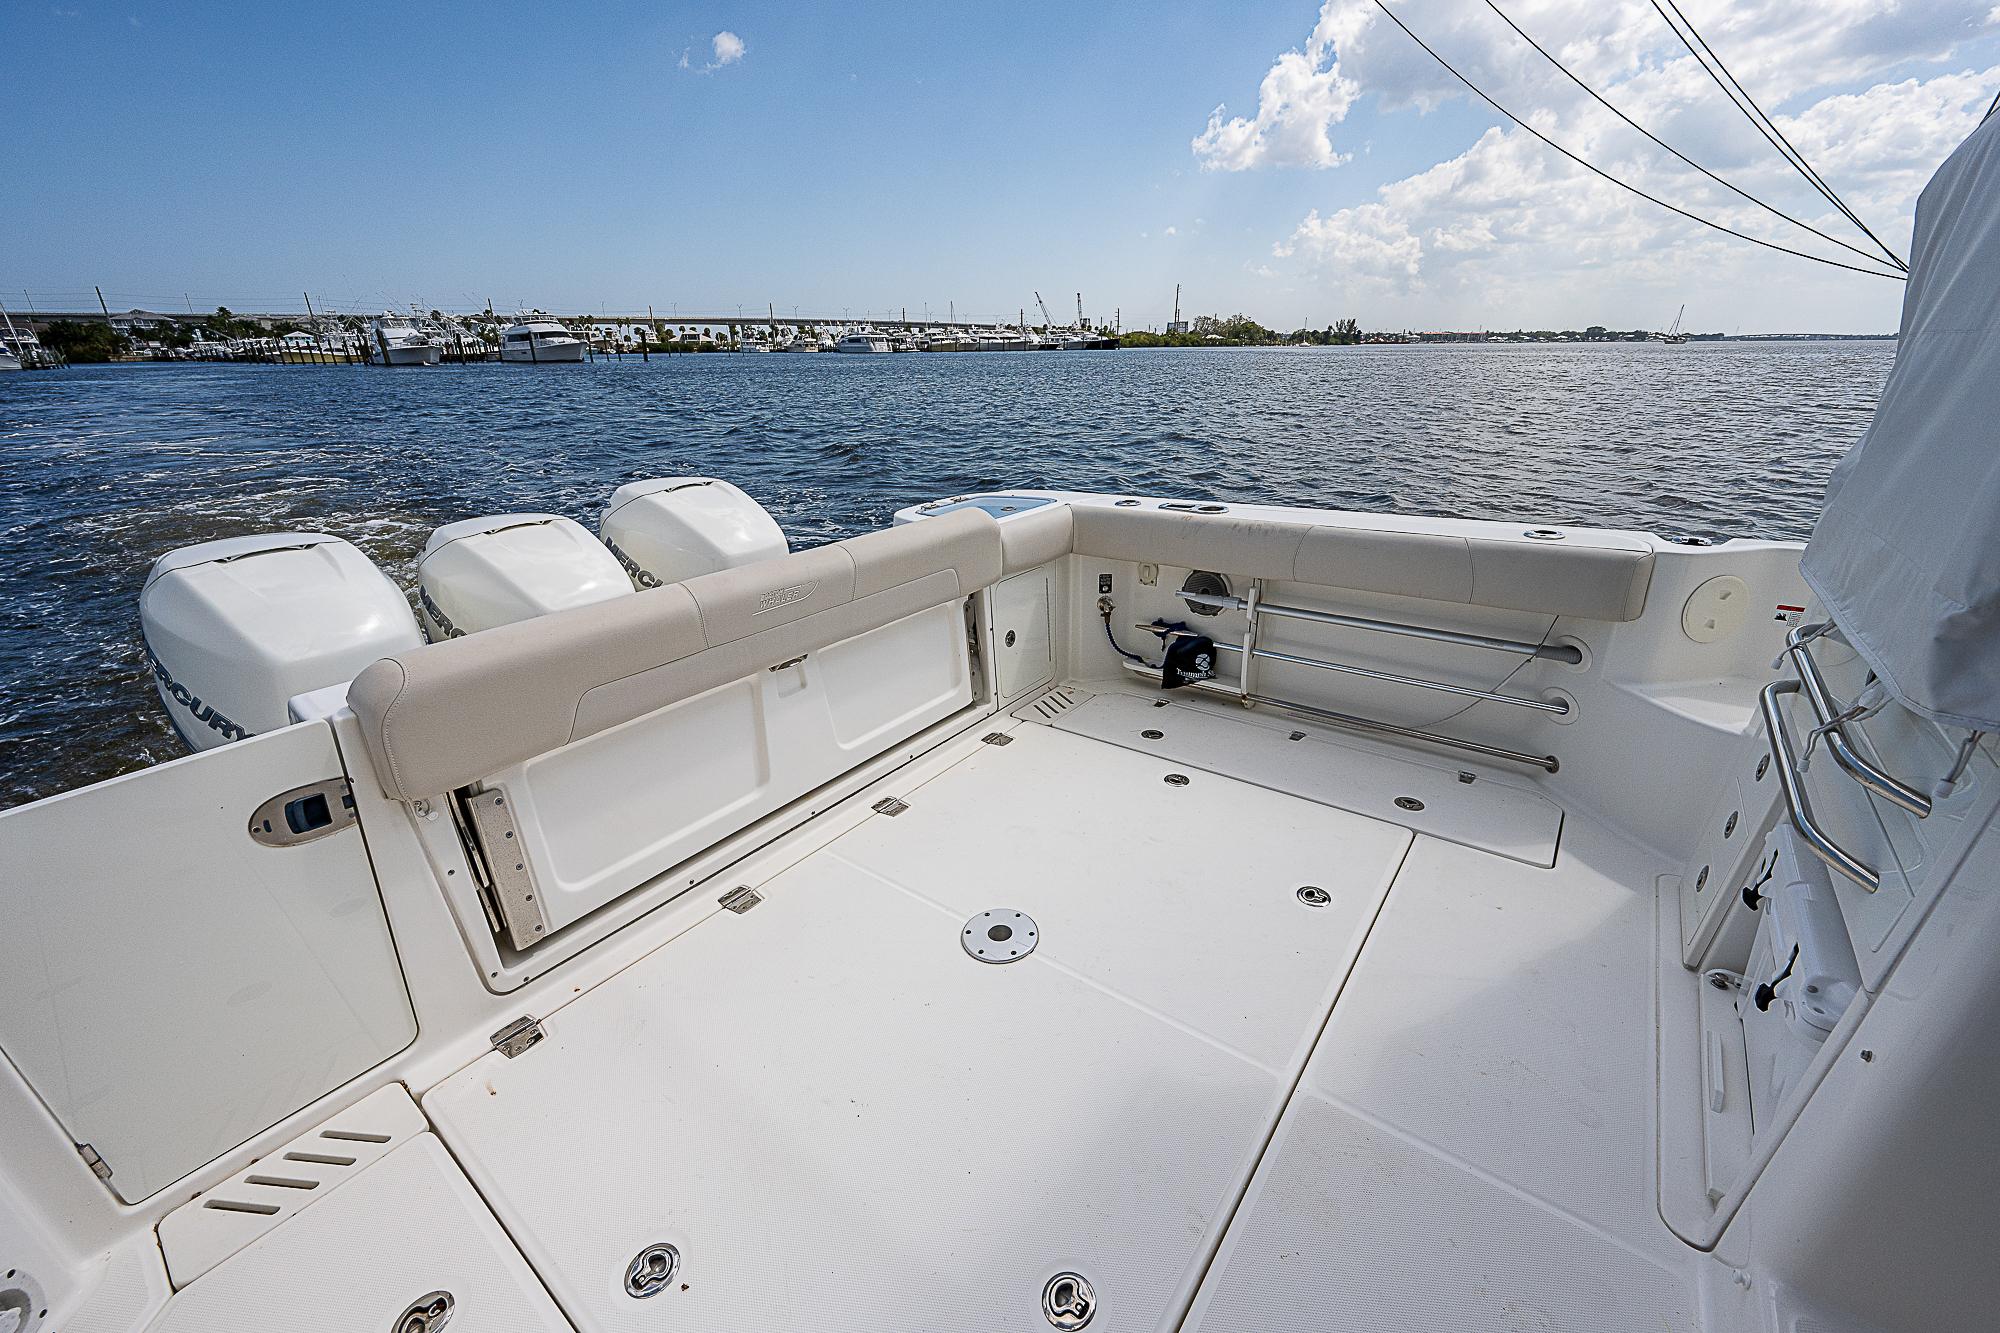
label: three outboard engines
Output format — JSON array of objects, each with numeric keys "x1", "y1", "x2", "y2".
[{"x1": 137, "y1": 479, "x2": 789, "y2": 751}]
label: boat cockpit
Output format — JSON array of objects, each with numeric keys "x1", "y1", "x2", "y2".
[{"x1": 7, "y1": 111, "x2": 2000, "y2": 1333}]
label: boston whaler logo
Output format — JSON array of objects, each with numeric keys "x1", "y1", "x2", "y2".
[
  {"x1": 144, "y1": 646, "x2": 250, "y2": 742},
  {"x1": 756, "y1": 580, "x2": 818, "y2": 614}
]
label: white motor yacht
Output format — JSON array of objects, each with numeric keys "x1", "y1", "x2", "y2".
[
  {"x1": 833, "y1": 327, "x2": 893, "y2": 353},
  {"x1": 370, "y1": 313, "x2": 443, "y2": 366},
  {"x1": 977, "y1": 326, "x2": 1030, "y2": 352},
  {"x1": 500, "y1": 313, "x2": 587, "y2": 363},
  {"x1": 5, "y1": 117, "x2": 2000, "y2": 1333}
]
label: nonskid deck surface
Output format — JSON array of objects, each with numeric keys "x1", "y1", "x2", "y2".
[{"x1": 422, "y1": 712, "x2": 1698, "y2": 1330}]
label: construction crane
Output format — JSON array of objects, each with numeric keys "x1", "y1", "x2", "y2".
[
  {"x1": 1033, "y1": 291, "x2": 1059, "y2": 333},
  {"x1": 1076, "y1": 293, "x2": 1086, "y2": 331},
  {"x1": 1172, "y1": 283, "x2": 1182, "y2": 330}
]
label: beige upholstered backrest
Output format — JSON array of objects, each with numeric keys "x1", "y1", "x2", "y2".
[
  {"x1": 350, "y1": 509, "x2": 1003, "y2": 800},
  {"x1": 1068, "y1": 506, "x2": 1654, "y2": 622}
]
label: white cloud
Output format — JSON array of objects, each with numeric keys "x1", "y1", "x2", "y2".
[
  {"x1": 1209, "y1": 0, "x2": 2000, "y2": 327},
  {"x1": 712, "y1": 31, "x2": 745, "y2": 67},
  {"x1": 1164, "y1": 225, "x2": 1179, "y2": 236},
  {"x1": 1192, "y1": 15, "x2": 1359, "y2": 170}
]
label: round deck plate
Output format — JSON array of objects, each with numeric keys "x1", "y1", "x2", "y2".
[{"x1": 963, "y1": 909, "x2": 1038, "y2": 964}]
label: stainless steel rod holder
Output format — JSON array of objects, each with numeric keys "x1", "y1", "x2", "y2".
[
  {"x1": 1785, "y1": 625, "x2": 1931, "y2": 817},
  {"x1": 1178, "y1": 588, "x2": 1583, "y2": 664},
  {"x1": 1120, "y1": 659, "x2": 1560, "y2": 773},
  {"x1": 1143, "y1": 624, "x2": 1568, "y2": 715},
  {"x1": 1760, "y1": 679, "x2": 1881, "y2": 891}
]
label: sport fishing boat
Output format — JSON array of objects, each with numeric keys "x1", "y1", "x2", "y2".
[
  {"x1": 3, "y1": 118, "x2": 2000, "y2": 1333},
  {"x1": 369, "y1": 313, "x2": 443, "y2": 366},
  {"x1": 0, "y1": 303, "x2": 57, "y2": 369},
  {"x1": 499, "y1": 313, "x2": 587, "y2": 363}
]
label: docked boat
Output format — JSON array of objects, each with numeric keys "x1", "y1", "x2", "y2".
[
  {"x1": 0, "y1": 303, "x2": 57, "y2": 368},
  {"x1": 5, "y1": 115, "x2": 2000, "y2": 1333},
  {"x1": 977, "y1": 325, "x2": 1030, "y2": 352},
  {"x1": 370, "y1": 313, "x2": 443, "y2": 366},
  {"x1": 500, "y1": 313, "x2": 587, "y2": 363},
  {"x1": 833, "y1": 327, "x2": 893, "y2": 353}
]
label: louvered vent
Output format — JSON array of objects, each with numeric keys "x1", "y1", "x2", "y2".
[
  {"x1": 1015, "y1": 686, "x2": 1088, "y2": 722},
  {"x1": 157, "y1": 1084, "x2": 426, "y2": 1288}
]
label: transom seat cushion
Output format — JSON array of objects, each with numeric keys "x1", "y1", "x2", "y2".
[{"x1": 350, "y1": 509, "x2": 1002, "y2": 800}]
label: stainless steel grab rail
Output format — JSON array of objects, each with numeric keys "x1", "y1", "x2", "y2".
[
  {"x1": 1760, "y1": 679, "x2": 1880, "y2": 891},
  {"x1": 1178, "y1": 588, "x2": 1583, "y2": 664},
  {"x1": 1144, "y1": 624, "x2": 1569, "y2": 714},
  {"x1": 1121, "y1": 659, "x2": 1561, "y2": 772},
  {"x1": 1785, "y1": 625, "x2": 1932, "y2": 817}
]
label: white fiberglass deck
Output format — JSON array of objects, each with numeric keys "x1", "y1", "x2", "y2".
[{"x1": 423, "y1": 706, "x2": 1697, "y2": 1331}]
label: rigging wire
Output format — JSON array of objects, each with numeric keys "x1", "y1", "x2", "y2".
[
  {"x1": 1365, "y1": 0, "x2": 1907, "y2": 281},
  {"x1": 1482, "y1": 0, "x2": 1901, "y2": 272},
  {"x1": 1647, "y1": 0, "x2": 1908, "y2": 272}
]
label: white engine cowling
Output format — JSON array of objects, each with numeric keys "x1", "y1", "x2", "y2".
[
  {"x1": 139, "y1": 533, "x2": 423, "y2": 750},
  {"x1": 417, "y1": 514, "x2": 631, "y2": 638},
  {"x1": 600, "y1": 478, "x2": 788, "y2": 589}
]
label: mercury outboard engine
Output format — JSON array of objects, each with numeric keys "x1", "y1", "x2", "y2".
[
  {"x1": 416, "y1": 514, "x2": 632, "y2": 639},
  {"x1": 139, "y1": 534, "x2": 424, "y2": 750},
  {"x1": 599, "y1": 478, "x2": 788, "y2": 589}
]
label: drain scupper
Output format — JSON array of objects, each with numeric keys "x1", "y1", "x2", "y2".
[
  {"x1": 1043, "y1": 1272, "x2": 1097, "y2": 1329},
  {"x1": 963, "y1": 909, "x2": 1039, "y2": 963}
]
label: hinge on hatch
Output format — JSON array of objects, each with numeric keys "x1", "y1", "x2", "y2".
[
  {"x1": 76, "y1": 1142, "x2": 112, "y2": 1181},
  {"x1": 463, "y1": 789, "x2": 549, "y2": 952},
  {"x1": 872, "y1": 797, "x2": 910, "y2": 816},
  {"x1": 718, "y1": 885, "x2": 763, "y2": 914},
  {"x1": 490, "y1": 1016, "x2": 544, "y2": 1059}
]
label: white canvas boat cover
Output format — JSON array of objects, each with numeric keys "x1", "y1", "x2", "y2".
[{"x1": 1799, "y1": 112, "x2": 2000, "y2": 733}]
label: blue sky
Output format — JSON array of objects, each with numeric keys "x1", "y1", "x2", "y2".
[{"x1": 5, "y1": 2, "x2": 1996, "y2": 331}]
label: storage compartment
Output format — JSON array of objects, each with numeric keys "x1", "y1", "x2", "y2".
[
  {"x1": 989, "y1": 568, "x2": 1054, "y2": 701},
  {"x1": 468, "y1": 602, "x2": 974, "y2": 949},
  {"x1": 0, "y1": 723, "x2": 415, "y2": 1202}
]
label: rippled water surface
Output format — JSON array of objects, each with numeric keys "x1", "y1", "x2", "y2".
[{"x1": 0, "y1": 341, "x2": 1891, "y2": 807}]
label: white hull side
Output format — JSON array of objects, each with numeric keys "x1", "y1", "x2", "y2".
[
  {"x1": 379, "y1": 343, "x2": 442, "y2": 366},
  {"x1": 0, "y1": 350, "x2": 22, "y2": 372},
  {"x1": 501, "y1": 342, "x2": 587, "y2": 363}
]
